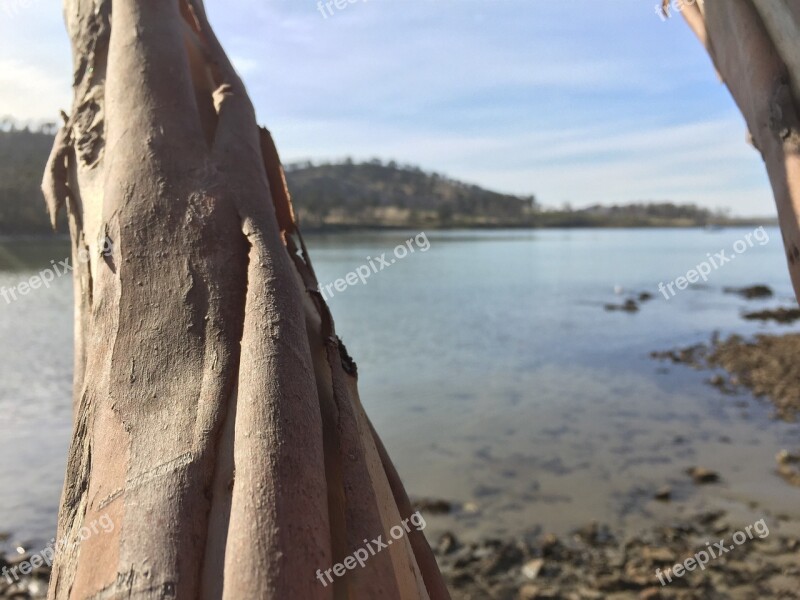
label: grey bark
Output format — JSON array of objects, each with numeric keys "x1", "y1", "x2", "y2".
[
  {"x1": 42, "y1": 1, "x2": 450, "y2": 598},
  {"x1": 678, "y1": 0, "x2": 800, "y2": 302}
]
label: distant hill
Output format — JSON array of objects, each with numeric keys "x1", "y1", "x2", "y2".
[
  {"x1": 0, "y1": 125, "x2": 772, "y2": 234},
  {"x1": 0, "y1": 125, "x2": 60, "y2": 235},
  {"x1": 0, "y1": 127, "x2": 536, "y2": 233},
  {"x1": 284, "y1": 159, "x2": 536, "y2": 229}
]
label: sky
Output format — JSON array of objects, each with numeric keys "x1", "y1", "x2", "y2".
[{"x1": 0, "y1": 0, "x2": 776, "y2": 215}]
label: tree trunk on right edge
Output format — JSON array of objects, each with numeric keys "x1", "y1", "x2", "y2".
[{"x1": 679, "y1": 0, "x2": 800, "y2": 301}]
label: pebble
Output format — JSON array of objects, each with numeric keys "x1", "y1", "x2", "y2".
[
  {"x1": 686, "y1": 466, "x2": 720, "y2": 484},
  {"x1": 653, "y1": 486, "x2": 672, "y2": 501},
  {"x1": 437, "y1": 511, "x2": 799, "y2": 600}
]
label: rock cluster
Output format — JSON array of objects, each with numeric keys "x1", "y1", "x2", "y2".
[
  {"x1": 651, "y1": 333, "x2": 800, "y2": 422},
  {"x1": 435, "y1": 513, "x2": 800, "y2": 600}
]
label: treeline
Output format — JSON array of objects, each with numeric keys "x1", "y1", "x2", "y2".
[
  {"x1": 536, "y1": 202, "x2": 735, "y2": 228},
  {"x1": 0, "y1": 126, "x2": 536, "y2": 233},
  {"x1": 0, "y1": 125, "x2": 770, "y2": 234},
  {"x1": 0, "y1": 123, "x2": 61, "y2": 235}
]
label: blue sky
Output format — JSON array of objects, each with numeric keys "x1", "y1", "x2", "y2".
[{"x1": 0, "y1": 0, "x2": 775, "y2": 215}]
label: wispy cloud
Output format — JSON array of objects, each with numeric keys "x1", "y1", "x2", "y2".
[
  {"x1": 270, "y1": 112, "x2": 769, "y2": 212},
  {"x1": 0, "y1": 0, "x2": 774, "y2": 215},
  {"x1": 0, "y1": 58, "x2": 70, "y2": 121}
]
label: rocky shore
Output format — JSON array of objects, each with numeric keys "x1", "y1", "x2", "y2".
[
  {"x1": 432, "y1": 289, "x2": 800, "y2": 599},
  {"x1": 651, "y1": 332, "x2": 800, "y2": 422},
  {"x1": 5, "y1": 506, "x2": 799, "y2": 600},
  {"x1": 0, "y1": 551, "x2": 48, "y2": 599},
  {"x1": 4, "y1": 285, "x2": 799, "y2": 599},
  {"x1": 434, "y1": 511, "x2": 800, "y2": 599}
]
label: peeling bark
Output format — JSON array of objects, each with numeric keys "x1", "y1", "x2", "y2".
[
  {"x1": 679, "y1": 0, "x2": 800, "y2": 302},
  {"x1": 44, "y1": 1, "x2": 449, "y2": 598}
]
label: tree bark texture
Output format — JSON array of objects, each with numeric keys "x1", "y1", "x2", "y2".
[
  {"x1": 41, "y1": 1, "x2": 450, "y2": 598},
  {"x1": 678, "y1": 0, "x2": 800, "y2": 301}
]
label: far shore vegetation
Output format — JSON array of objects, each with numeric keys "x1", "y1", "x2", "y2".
[{"x1": 0, "y1": 120, "x2": 775, "y2": 236}]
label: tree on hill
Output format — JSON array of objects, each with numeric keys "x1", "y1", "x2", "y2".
[{"x1": 284, "y1": 160, "x2": 534, "y2": 227}]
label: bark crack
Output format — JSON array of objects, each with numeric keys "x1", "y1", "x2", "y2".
[{"x1": 770, "y1": 75, "x2": 800, "y2": 150}]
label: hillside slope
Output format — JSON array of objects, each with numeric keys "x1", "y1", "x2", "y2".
[
  {"x1": 285, "y1": 159, "x2": 536, "y2": 228},
  {"x1": 0, "y1": 128, "x2": 765, "y2": 234},
  {"x1": 0, "y1": 127, "x2": 58, "y2": 235}
]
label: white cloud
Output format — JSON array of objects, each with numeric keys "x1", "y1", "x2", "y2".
[
  {"x1": 0, "y1": 58, "x2": 70, "y2": 122},
  {"x1": 268, "y1": 112, "x2": 771, "y2": 214},
  {"x1": 0, "y1": 0, "x2": 775, "y2": 214}
]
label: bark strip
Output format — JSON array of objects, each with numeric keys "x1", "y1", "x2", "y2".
[
  {"x1": 46, "y1": 1, "x2": 450, "y2": 598},
  {"x1": 680, "y1": 0, "x2": 800, "y2": 302}
]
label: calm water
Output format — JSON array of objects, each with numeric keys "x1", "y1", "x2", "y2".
[{"x1": 2, "y1": 228, "x2": 800, "y2": 549}]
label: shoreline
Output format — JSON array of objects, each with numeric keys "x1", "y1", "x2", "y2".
[
  {"x1": 0, "y1": 222, "x2": 780, "y2": 239},
  {"x1": 4, "y1": 492, "x2": 799, "y2": 599},
  {"x1": 2, "y1": 280, "x2": 799, "y2": 598}
]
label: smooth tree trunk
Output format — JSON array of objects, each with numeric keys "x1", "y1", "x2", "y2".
[
  {"x1": 42, "y1": 1, "x2": 450, "y2": 598},
  {"x1": 674, "y1": 0, "x2": 800, "y2": 301}
]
